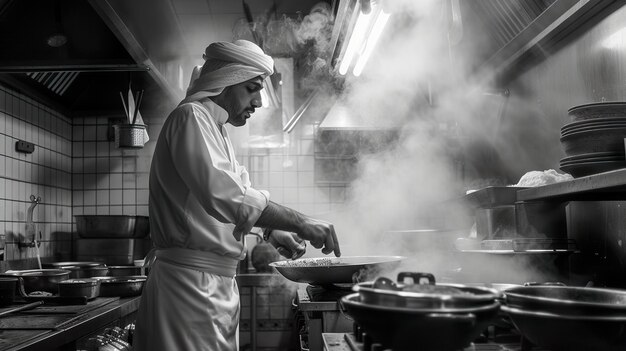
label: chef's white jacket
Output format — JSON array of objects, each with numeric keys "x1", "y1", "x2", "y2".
[{"x1": 134, "y1": 99, "x2": 269, "y2": 351}]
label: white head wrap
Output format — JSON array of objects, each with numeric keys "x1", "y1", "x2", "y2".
[{"x1": 182, "y1": 40, "x2": 274, "y2": 104}]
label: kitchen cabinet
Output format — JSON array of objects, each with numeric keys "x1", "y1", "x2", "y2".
[{"x1": 236, "y1": 274, "x2": 296, "y2": 351}]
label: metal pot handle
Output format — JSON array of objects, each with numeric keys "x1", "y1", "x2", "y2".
[
  {"x1": 523, "y1": 281, "x2": 566, "y2": 286},
  {"x1": 426, "y1": 312, "x2": 476, "y2": 326},
  {"x1": 16, "y1": 277, "x2": 29, "y2": 298},
  {"x1": 397, "y1": 272, "x2": 436, "y2": 285},
  {"x1": 337, "y1": 298, "x2": 354, "y2": 322}
]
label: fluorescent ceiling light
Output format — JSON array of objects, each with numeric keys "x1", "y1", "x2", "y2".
[
  {"x1": 338, "y1": 1, "x2": 390, "y2": 77},
  {"x1": 353, "y1": 9, "x2": 390, "y2": 77},
  {"x1": 339, "y1": 5, "x2": 375, "y2": 75}
]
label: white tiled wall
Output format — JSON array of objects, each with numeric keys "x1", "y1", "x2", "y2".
[
  {"x1": 237, "y1": 122, "x2": 348, "y2": 218},
  {"x1": 0, "y1": 80, "x2": 347, "y2": 267},
  {"x1": 0, "y1": 84, "x2": 73, "y2": 263},
  {"x1": 71, "y1": 116, "x2": 155, "y2": 218}
]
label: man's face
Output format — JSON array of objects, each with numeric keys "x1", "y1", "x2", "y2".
[{"x1": 214, "y1": 77, "x2": 264, "y2": 127}]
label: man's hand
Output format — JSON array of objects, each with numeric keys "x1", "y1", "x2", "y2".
[
  {"x1": 297, "y1": 218, "x2": 341, "y2": 257},
  {"x1": 255, "y1": 201, "x2": 341, "y2": 258},
  {"x1": 267, "y1": 230, "x2": 306, "y2": 259}
]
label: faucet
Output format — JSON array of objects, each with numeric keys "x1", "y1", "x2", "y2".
[{"x1": 18, "y1": 195, "x2": 42, "y2": 249}]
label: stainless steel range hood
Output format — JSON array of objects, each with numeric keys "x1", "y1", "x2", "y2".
[
  {"x1": 0, "y1": 0, "x2": 187, "y2": 116},
  {"x1": 318, "y1": 100, "x2": 398, "y2": 131}
]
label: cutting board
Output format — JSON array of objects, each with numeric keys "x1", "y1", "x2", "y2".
[
  {"x1": 0, "y1": 330, "x2": 50, "y2": 349},
  {"x1": 0, "y1": 297, "x2": 119, "y2": 316},
  {"x1": 0, "y1": 314, "x2": 76, "y2": 329},
  {"x1": 21, "y1": 297, "x2": 119, "y2": 315}
]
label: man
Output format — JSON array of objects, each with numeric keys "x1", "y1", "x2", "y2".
[{"x1": 134, "y1": 40, "x2": 340, "y2": 351}]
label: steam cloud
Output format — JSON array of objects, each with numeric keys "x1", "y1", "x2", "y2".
[
  {"x1": 303, "y1": 0, "x2": 557, "y2": 284},
  {"x1": 225, "y1": 0, "x2": 559, "y2": 285}
]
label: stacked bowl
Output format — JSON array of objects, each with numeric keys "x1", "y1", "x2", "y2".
[
  {"x1": 560, "y1": 102, "x2": 626, "y2": 177},
  {"x1": 340, "y1": 272, "x2": 502, "y2": 351},
  {"x1": 502, "y1": 285, "x2": 626, "y2": 350}
]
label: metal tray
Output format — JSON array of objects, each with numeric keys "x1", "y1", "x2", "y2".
[{"x1": 464, "y1": 186, "x2": 527, "y2": 208}]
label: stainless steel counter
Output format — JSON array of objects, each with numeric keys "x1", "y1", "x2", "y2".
[{"x1": 0, "y1": 296, "x2": 141, "y2": 351}]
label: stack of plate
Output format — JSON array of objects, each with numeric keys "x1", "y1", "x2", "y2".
[{"x1": 560, "y1": 102, "x2": 626, "y2": 177}]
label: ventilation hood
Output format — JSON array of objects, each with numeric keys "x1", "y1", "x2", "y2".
[
  {"x1": 0, "y1": 0, "x2": 188, "y2": 117},
  {"x1": 318, "y1": 100, "x2": 403, "y2": 131},
  {"x1": 319, "y1": 0, "x2": 617, "y2": 131}
]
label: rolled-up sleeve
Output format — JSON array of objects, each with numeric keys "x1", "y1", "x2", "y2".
[{"x1": 166, "y1": 105, "x2": 269, "y2": 239}]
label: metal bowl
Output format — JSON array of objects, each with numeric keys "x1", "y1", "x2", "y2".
[
  {"x1": 62, "y1": 266, "x2": 109, "y2": 279},
  {"x1": 95, "y1": 275, "x2": 147, "y2": 297},
  {"x1": 0, "y1": 269, "x2": 71, "y2": 294},
  {"x1": 43, "y1": 261, "x2": 103, "y2": 268},
  {"x1": 43, "y1": 262, "x2": 109, "y2": 279},
  {"x1": 502, "y1": 305, "x2": 626, "y2": 351},
  {"x1": 58, "y1": 278, "x2": 100, "y2": 299},
  {"x1": 505, "y1": 285, "x2": 626, "y2": 316},
  {"x1": 75, "y1": 215, "x2": 149, "y2": 238}
]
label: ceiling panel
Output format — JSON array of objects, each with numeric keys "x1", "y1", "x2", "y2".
[
  {"x1": 210, "y1": 14, "x2": 245, "y2": 41},
  {"x1": 170, "y1": 0, "x2": 210, "y2": 14},
  {"x1": 208, "y1": 0, "x2": 252, "y2": 14},
  {"x1": 172, "y1": 0, "x2": 328, "y2": 54}
]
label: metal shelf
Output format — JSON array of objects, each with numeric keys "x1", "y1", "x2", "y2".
[{"x1": 517, "y1": 168, "x2": 626, "y2": 202}]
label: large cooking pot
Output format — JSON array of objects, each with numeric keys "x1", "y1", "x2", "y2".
[
  {"x1": 462, "y1": 282, "x2": 520, "y2": 292},
  {"x1": 340, "y1": 293, "x2": 500, "y2": 351},
  {"x1": 502, "y1": 305, "x2": 626, "y2": 351},
  {"x1": 0, "y1": 269, "x2": 71, "y2": 294},
  {"x1": 43, "y1": 262, "x2": 108, "y2": 279},
  {"x1": 269, "y1": 256, "x2": 404, "y2": 285},
  {"x1": 354, "y1": 272, "x2": 502, "y2": 309},
  {"x1": 504, "y1": 285, "x2": 626, "y2": 316}
]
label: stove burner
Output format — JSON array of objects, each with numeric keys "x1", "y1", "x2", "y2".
[
  {"x1": 312, "y1": 283, "x2": 355, "y2": 290},
  {"x1": 333, "y1": 323, "x2": 549, "y2": 351},
  {"x1": 341, "y1": 333, "x2": 532, "y2": 351},
  {"x1": 306, "y1": 284, "x2": 353, "y2": 302}
]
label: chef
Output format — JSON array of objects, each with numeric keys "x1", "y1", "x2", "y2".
[{"x1": 133, "y1": 39, "x2": 340, "y2": 351}]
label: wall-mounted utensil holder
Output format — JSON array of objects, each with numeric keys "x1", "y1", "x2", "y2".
[{"x1": 113, "y1": 124, "x2": 146, "y2": 149}]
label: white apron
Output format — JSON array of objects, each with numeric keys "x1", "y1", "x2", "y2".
[{"x1": 133, "y1": 249, "x2": 240, "y2": 351}]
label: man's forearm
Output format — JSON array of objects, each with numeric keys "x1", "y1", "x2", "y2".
[{"x1": 255, "y1": 201, "x2": 306, "y2": 232}]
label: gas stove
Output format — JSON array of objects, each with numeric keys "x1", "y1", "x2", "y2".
[
  {"x1": 294, "y1": 284, "x2": 355, "y2": 351},
  {"x1": 297, "y1": 282, "x2": 554, "y2": 351},
  {"x1": 323, "y1": 328, "x2": 550, "y2": 351}
]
